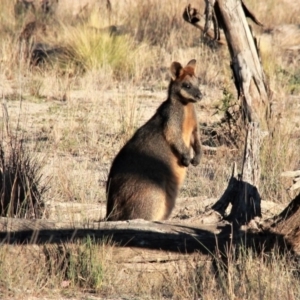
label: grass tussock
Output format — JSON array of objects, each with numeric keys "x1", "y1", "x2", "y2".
[
  {"x1": 0, "y1": 106, "x2": 47, "y2": 218},
  {"x1": 44, "y1": 236, "x2": 105, "y2": 292},
  {"x1": 59, "y1": 23, "x2": 144, "y2": 78}
]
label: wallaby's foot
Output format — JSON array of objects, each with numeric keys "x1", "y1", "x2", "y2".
[
  {"x1": 191, "y1": 154, "x2": 201, "y2": 166},
  {"x1": 181, "y1": 153, "x2": 191, "y2": 167}
]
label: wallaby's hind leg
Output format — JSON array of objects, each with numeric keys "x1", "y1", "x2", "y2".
[{"x1": 107, "y1": 181, "x2": 174, "y2": 221}]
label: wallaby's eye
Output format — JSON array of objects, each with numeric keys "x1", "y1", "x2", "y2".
[{"x1": 183, "y1": 83, "x2": 191, "y2": 89}]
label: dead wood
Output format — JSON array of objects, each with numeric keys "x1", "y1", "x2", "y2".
[
  {"x1": 281, "y1": 170, "x2": 300, "y2": 191},
  {"x1": 270, "y1": 193, "x2": 300, "y2": 230},
  {"x1": 0, "y1": 216, "x2": 230, "y2": 254},
  {"x1": 240, "y1": 1, "x2": 263, "y2": 26},
  {"x1": 0, "y1": 199, "x2": 298, "y2": 260},
  {"x1": 185, "y1": 0, "x2": 271, "y2": 232},
  {"x1": 256, "y1": 192, "x2": 300, "y2": 256},
  {"x1": 183, "y1": 1, "x2": 263, "y2": 46},
  {"x1": 183, "y1": 4, "x2": 226, "y2": 45},
  {"x1": 184, "y1": 0, "x2": 270, "y2": 122},
  {"x1": 0, "y1": 190, "x2": 299, "y2": 265},
  {"x1": 281, "y1": 170, "x2": 300, "y2": 177},
  {"x1": 217, "y1": 0, "x2": 270, "y2": 123},
  {"x1": 210, "y1": 122, "x2": 262, "y2": 228}
]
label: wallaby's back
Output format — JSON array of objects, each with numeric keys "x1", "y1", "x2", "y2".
[{"x1": 106, "y1": 59, "x2": 202, "y2": 221}]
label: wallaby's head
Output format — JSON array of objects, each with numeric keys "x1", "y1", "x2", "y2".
[{"x1": 169, "y1": 59, "x2": 202, "y2": 104}]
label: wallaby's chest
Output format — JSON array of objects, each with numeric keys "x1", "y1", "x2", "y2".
[{"x1": 182, "y1": 104, "x2": 196, "y2": 147}]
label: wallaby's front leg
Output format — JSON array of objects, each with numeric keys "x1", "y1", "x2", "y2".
[
  {"x1": 190, "y1": 127, "x2": 201, "y2": 166},
  {"x1": 164, "y1": 125, "x2": 191, "y2": 167}
]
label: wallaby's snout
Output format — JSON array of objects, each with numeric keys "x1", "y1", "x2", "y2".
[
  {"x1": 192, "y1": 86, "x2": 202, "y2": 102},
  {"x1": 183, "y1": 82, "x2": 202, "y2": 103}
]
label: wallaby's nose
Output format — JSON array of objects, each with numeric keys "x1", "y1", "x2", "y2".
[{"x1": 195, "y1": 91, "x2": 203, "y2": 100}]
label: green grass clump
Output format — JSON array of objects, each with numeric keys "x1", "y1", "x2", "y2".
[
  {"x1": 61, "y1": 23, "x2": 141, "y2": 78},
  {"x1": 44, "y1": 236, "x2": 106, "y2": 293},
  {"x1": 288, "y1": 70, "x2": 300, "y2": 94},
  {"x1": 66, "y1": 236, "x2": 104, "y2": 291}
]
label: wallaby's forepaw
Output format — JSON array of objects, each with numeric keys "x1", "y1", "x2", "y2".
[
  {"x1": 181, "y1": 153, "x2": 191, "y2": 167},
  {"x1": 191, "y1": 154, "x2": 201, "y2": 166}
]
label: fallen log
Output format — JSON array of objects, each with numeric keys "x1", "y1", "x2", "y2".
[
  {"x1": 267, "y1": 193, "x2": 300, "y2": 255},
  {"x1": 0, "y1": 192, "x2": 298, "y2": 255},
  {"x1": 0, "y1": 189, "x2": 298, "y2": 280},
  {"x1": 0, "y1": 216, "x2": 229, "y2": 253}
]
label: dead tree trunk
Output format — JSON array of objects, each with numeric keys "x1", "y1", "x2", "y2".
[
  {"x1": 184, "y1": 0, "x2": 271, "y2": 226},
  {"x1": 268, "y1": 193, "x2": 300, "y2": 255},
  {"x1": 184, "y1": 0, "x2": 270, "y2": 132},
  {"x1": 216, "y1": 0, "x2": 269, "y2": 124}
]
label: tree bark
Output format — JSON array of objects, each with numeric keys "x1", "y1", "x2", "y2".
[
  {"x1": 268, "y1": 193, "x2": 300, "y2": 255},
  {"x1": 183, "y1": 4, "x2": 226, "y2": 45},
  {"x1": 0, "y1": 216, "x2": 229, "y2": 253},
  {"x1": 213, "y1": 0, "x2": 270, "y2": 226},
  {"x1": 184, "y1": 0, "x2": 271, "y2": 126},
  {"x1": 216, "y1": 0, "x2": 269, "y2": 124}
]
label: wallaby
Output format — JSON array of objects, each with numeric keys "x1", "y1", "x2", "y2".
[{"x1": 106, "y1": 59, "x2": 202, "y2": 221}]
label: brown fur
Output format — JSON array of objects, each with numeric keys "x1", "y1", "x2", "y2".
[{"x1": 106, "y1": 59, "x2": 202, "y2": 221}]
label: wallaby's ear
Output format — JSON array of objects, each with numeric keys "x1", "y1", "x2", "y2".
[
  {"x1": 186, "y1": 59, "x2": 196, "y2": 70},
  {"x1": 170, "y1": 61, "x2": 183, "y2": 80}
]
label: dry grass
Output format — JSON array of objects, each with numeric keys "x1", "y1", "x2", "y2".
[
  {"x1": 248, "y1": 0, "x2": 300, "y2": 27},
  {"x1": 0, "y1": 241, "x2": 299, "y2": 299},
  {"x1": 0, "y1": 0, "x2": 299, "y2": 298}
]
